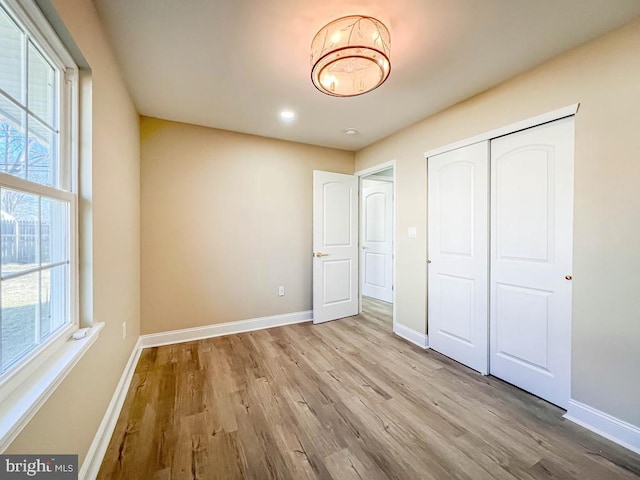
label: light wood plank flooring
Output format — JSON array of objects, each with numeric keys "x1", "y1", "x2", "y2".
[
  {"x1": 360, "y1": 296, "x2": 392, "y2": 329},
  {"x1": 99, "y1": 299, "x2": 640, "y2": 479}
]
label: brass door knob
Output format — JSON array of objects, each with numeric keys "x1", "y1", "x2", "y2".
[
  {"x1": 565, "y1": 275, "x2": 573, "y2": 280},
  {"x1": 315, "y1": 252, "x2": 330, "y2": 258},
  {"x1": 427, "y1": 259, "x2": 432, "y2": 264}
]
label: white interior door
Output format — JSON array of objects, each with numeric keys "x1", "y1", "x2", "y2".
[
  {"x1": 361, "y1": 181, "x2": 393, "y2": 303},
  {"x1": 427, "y1": 142, "x2": 489, "y2": 374},
  {"x1": 490, "y1": 117, "x2": 574, "y2": 408},
  {"x1": 313, "y1": 171, "x2": 359, "y2": 324}
]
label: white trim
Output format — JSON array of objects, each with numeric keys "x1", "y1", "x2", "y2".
[
  {"x1": 355, "y1": 160, "x2": 397, "y2": 331},
  {"x1": 139, "y1": 310, "x2": 313, "y2": 348},
  {"x1": 393, "y1": 322, "x2": 429, "y2": 349},
  {"x1": 0, "y1": 322, "x2": 104, "y2": 453},
  {"x1": 79, "y1": 338, "x2": 143, "y2": 480},
  {"x1": 564, "y1": 399, "x2": 640, "y2": 455},
  {"x1": 354, "y1": 159, "x2": 396, "y2": 178},
  {"x1": 423, "y1": 103, "x2": 580, "y2": 159}
]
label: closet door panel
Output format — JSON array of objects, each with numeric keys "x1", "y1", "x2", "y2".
[
  {"x1": 490, "y1": 117, "x2": 574, "y2": 408},
  {"x1": 428, "y1": 141, "x2": 489, "y2": 374}
]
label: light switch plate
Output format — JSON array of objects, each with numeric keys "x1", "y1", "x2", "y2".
[{"x1": 408, "y1": 227, "x2": 417, "y2": 238}]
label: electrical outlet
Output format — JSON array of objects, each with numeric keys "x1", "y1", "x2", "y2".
[
  {"x1": 278, "y1": 286, "x2": 285, "y2": 297},
  {"x1": 122, "y1": 321, "x2": 126, "y2": 339}
]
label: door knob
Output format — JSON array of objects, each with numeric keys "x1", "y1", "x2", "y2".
[
  {"x1": 427, "y1": 259, "x2": 432, "y2": 264},
  {"x1": 565, "y1": 275, "x2": 573, "y2": 280},
  {"x1": 315, "y1": 252, "x2": 330, "y2": 258}
]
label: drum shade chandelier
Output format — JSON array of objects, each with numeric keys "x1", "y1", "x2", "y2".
[{"x1": 310, "y1": 15, "x2": 391, "y2": 97}]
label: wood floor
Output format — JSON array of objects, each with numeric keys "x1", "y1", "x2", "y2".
[{"x1": 99, "y1": 298, "x2": 640, "y2": 479}]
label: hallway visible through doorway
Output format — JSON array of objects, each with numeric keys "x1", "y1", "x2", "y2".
[{"x1": 361, "y1": 296, "x2": 392, "y2": 331}]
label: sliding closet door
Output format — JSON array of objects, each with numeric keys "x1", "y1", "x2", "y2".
[
  {"x1": 490, "y1": 117, "x2": 574, "y2": 408},
  {"x1": 428, "y1": 142, "x2": 489, "y2": 374}
]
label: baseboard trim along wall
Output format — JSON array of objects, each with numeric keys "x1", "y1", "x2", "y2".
[
  {"x1": 79, "y1": 310, "x2": 313, "y2": 479},
  {"x1": 139, "y1": 310, "x2": 313, "y2": 348},
  {"x1": 393, "y1": 322, "x2": 429, "y2": 349},
  {"x1": 80, "y1": 337, "x2": 143, "y2": 480},
  {"x1": 564, "y1": 399, "x2": 640, "y2": 455}
]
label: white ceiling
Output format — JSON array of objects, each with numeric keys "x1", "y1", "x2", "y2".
[{"x1": 92, "y1": 0, "x2": 640, "y2": 151}]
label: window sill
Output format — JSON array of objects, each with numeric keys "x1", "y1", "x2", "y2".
[{"x1": 0, "y1": 322, "x2": 104, "y2": 452}]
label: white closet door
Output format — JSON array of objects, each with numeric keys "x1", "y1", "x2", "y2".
[
  {"x1": 428, "y1": 142, "x2": 489, "y2": 374},
  {"x1": 490, "y1": 117, "x2": 574, "y2": 408}
]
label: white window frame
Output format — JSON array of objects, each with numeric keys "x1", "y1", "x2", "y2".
[{"x1": 0, "y1": 0, "x2": 102, "y2": 452}]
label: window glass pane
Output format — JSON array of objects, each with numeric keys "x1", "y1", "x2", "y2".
[
  {"x1": 40, "y1": 264, "x2": 67, "y2": 340},
  {"x1": 1, "y1": 271, "x2": 39, "y2": 371},
  {"x1": 0, "y1": 2, "x2": 75, "y2": 377},
  {"x1": 0, "y1": 94, "x2": 27, "y2": 179},
  {"x1": 0, "y1": 8, "x2": 24, "y2": 103},
  {"x1": 41, "y1": 197, "x2": 68, "y2": 265},
  {"x1": 1, "y1": 188, "x2": 39, "y2": 276},
  {"x1": 28, "y1": 43, "x2": 55, "y2": 127},
  {"x1": 27, "y1": 115, "x2": 56, "y2": 187}
]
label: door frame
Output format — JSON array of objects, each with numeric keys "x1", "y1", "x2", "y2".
[{"x1": 355, "y1": 160, "x2": 397, "y2": 330}]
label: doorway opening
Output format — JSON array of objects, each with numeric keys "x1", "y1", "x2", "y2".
[
  {"x1": 357, "y1": 163, "x2": 396, "y2": 332},
  {"x1": 311, "y1": 162, "x2": 396, "y2": 328}
]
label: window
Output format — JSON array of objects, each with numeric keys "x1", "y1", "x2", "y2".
[{"x1": 0, "y1": 0, "x2": 77, "y2": 381}]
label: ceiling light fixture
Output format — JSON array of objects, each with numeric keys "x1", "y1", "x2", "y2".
[
  {"x1": 344, "y1": 128, "x2": 358, "y2": 135},
  {"x1": 280, "y1": 110, "x2": 295, "y2": 121},
  {"x1": 311, "y1": 15, "x2": 391, "y2": 97}
]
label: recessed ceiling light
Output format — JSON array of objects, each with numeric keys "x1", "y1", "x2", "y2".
[
  {"x1": 344, "y1": 128, "x2": 358, "y2": 135},
  {"x1": 280, "y1": 110, "x2": 295, "y2": 121}
]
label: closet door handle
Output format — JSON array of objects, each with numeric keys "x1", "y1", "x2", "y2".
[{"x1": 565, "y1": 275, "x2": 573, "y2": 280}]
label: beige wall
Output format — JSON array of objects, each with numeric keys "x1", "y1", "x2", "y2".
[
  {"x1": 141, "y1": 118, "x2": 354, "y2": 334},
  {"x1": 355, "y1": 18, "x2": 640, "y2": 426},
  {"x1": 6, "y1": 0, "x2": 141, "y2": 463}
]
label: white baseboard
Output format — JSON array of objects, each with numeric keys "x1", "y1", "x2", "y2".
[
  {"x1": 564, "y1": 399, "x2": 640, "y2": 455},
  {"x1": 79, "y1": 338, "x2": 143, "y2": 480},
  {"x1": 393, "y1": 322, "x2": 429, "y2": 349},
  {"x1": 139, "y1": 310, "x2": 313, "y2": 348}
]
